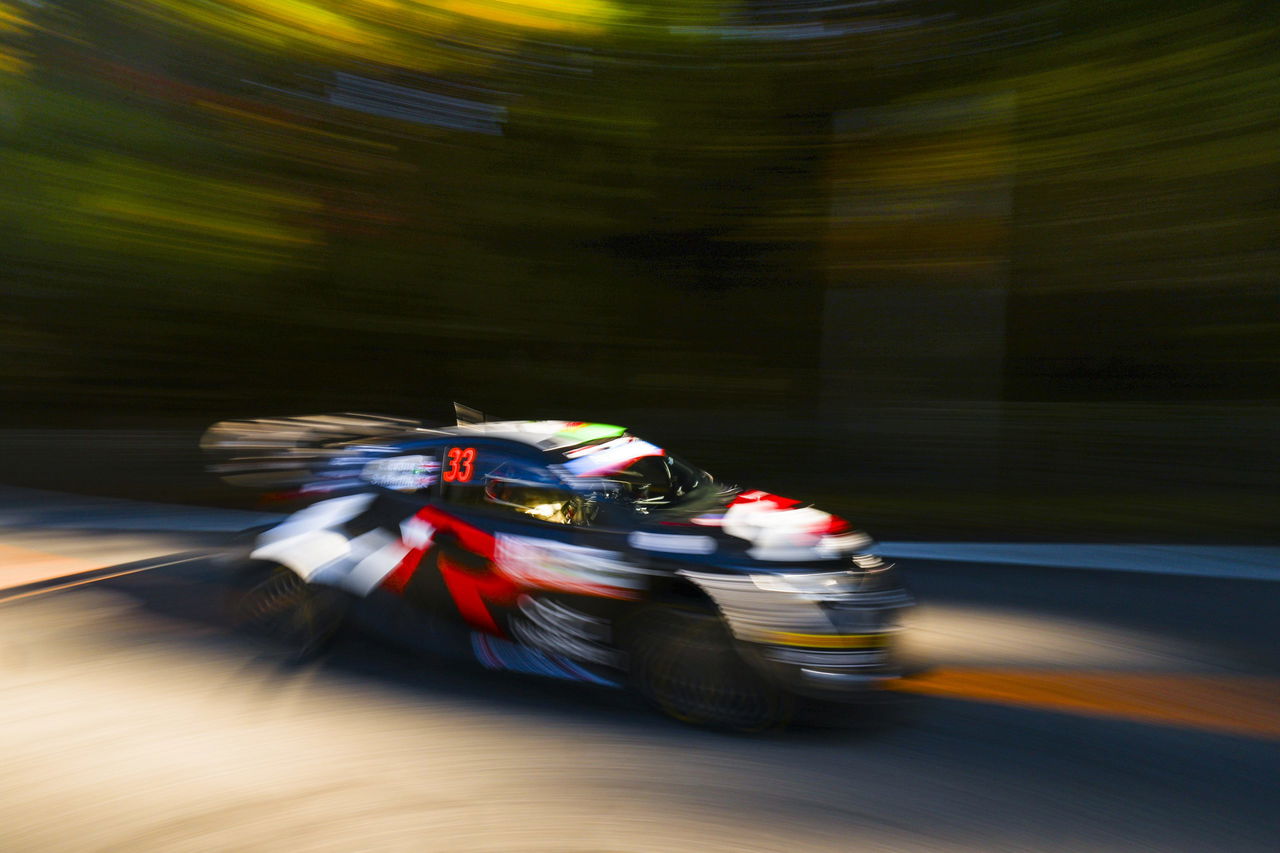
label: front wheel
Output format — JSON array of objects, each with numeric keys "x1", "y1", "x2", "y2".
[
  {"x1": 228, "y1": 562, "x2": 348, "y2": 663},
  {"x1": 627, "y1": 608, "x2": 792, "y2": 732}
]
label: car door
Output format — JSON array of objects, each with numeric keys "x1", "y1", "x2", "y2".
[
  {"x1": 378, "y1": 443, "x2": 561, "y2": 634},
  {"x1": 398, "y1": 443, "x2": 641, "y2": 652}
]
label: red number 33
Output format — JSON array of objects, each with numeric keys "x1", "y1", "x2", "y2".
[{"x1": 443, "y1": 447, "x2": 476, "y2": 483}]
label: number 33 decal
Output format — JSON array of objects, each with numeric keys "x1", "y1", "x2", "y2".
[{"x1": 443, "y1": 447, "x2": 476, "y2": 482}]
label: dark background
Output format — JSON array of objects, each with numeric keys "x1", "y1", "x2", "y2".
[{"x1": 1, "y1": 0, "x2": 1276, "y2": 539}]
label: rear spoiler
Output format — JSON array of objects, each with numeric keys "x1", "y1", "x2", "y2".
[
  {"x1": 201, "y1": 403, "x2": 495, "y2": 490},
  {"x1": 200, "y1": 412, "x2": 427, "y2": 489},
  {"x1": 453, "y1": 402, "x2": 486, "y2": 425}
]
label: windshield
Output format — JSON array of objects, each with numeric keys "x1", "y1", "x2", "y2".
[
  {"x1": 558, "y1": 434, "x2": 713, "y2": 512},
  {"x1": 606, "y1": 454, "x2": 710, "y2": 507}
]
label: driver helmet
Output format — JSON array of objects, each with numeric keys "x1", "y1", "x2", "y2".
[{"x1": 484, "y1": 469, "x2": 591, "y2": 525}]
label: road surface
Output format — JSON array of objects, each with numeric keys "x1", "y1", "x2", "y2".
[{"x1": 0, "y1": 486, "x2": 1277, "y2": 852}]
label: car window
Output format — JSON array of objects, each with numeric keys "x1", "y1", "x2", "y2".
[
  {"x1": 438, "y1": 446, "x2": 588, "y2": 525},
  {"x1": 558, "y1": 435, "x2": 711, "y2": 512}
]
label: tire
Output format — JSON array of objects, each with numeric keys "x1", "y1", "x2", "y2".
[
  {"x1": 627, "y1": 608, "x2": 792, "y2": 732},
  {"x1": 227, "y1": 562, "x2": 348, "y2": 664}
]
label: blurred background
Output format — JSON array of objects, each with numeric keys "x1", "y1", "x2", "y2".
[
  {"x1": 1, "y1": 7, "x2": 1279, "y2": 850},
  {"x1": 1, "y1": 0, "x2": 1277, "y2": 539}
]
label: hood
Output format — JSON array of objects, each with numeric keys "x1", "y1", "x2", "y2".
[{"x1": 631, "y1": 489, "x2": 873, "y2": 564}]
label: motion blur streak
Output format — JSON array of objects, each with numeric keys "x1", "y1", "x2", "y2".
[
  {"x1": 0, "y1": 555, "x2": 202, "y2": 604},
  {"x1": 0, "y1": 542, "x2": 98, "y2": 588},
  {"x1": 0, "y1": 1, "x2": 31, "y2": 75},
  {"x1": 2, "y1": 555, "x2": 1279, "y2": 852},
  {"x1": 2, "y1": 0, "x2": 1279, "y2": 844},
  {"x1": 4, "y1": 1, "x2": 1277, "y2": 439},
  {"x1": 894, "y1": 670, "x2": 1280, "y2": 741},
  {"x1": 0, "y1": 483, "x2": 1279, "y2": 849}
]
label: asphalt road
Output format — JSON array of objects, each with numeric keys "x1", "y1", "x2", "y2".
[{"x1": 0, "y1": 501, "x2": 1277, "y2": 851}]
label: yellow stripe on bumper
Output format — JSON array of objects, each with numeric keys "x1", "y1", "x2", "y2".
[{"x1": 759, "y1": 631, "x2": 891, "y2": 649}]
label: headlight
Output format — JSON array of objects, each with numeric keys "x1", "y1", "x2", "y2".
[
  {"x1": 852, "y1": 553, "x2": 889, "y2": 570},
  {"x1": 815, "y1": 531, "x2": 873, "y2": 557},
  {"x1": 751, "y1": 558, "x2": 895, "y2": 598},
  {"x1": 751, "y1": 570, "x2": 863, "y2": 597}
]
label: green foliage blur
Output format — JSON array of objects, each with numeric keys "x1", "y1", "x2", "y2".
[{"x1": 1, "y1": 0, "x2": 1276, "y2": 425}]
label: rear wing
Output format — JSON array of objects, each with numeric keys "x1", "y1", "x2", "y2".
[
  {"x1": 453, "y1": 402, "x2": 486, "y2": 425},
  {"x1": 200, "y1": 412, "x2": 428, "y2": 490}
]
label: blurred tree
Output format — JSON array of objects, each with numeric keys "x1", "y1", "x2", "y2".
[{"x1": 0, "y1": 0, "x2": 1275, "y2": 428}]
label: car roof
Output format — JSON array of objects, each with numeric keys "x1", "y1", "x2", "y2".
[
  {"x1": 443, "y1": 420, "x2": 628, "y2": 449},
  {"x1": 401, "y1": 420, "x2": 630, "y2": 454}
]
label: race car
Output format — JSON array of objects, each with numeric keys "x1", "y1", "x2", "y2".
[{"x1": 204, "y1": 410, "x2": 913, "y2": 730}]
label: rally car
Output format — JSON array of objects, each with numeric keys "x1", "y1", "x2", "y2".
[{"x1": 203, "y1": 410, "x2": 913, "y2": 730}]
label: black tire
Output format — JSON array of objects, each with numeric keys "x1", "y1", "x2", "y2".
[
  {"x1": 227, "y1": 562, "x2": 348, "y2": 664},
  {"x1": 627, "y1": 608, "x2": 792, "y2": 732}
]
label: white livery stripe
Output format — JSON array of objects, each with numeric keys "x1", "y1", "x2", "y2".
[
  {"x1": 255, "y1": 494, "x2": 374, "y2": 547},
  {"x1": 344, "y1": 539, "x2": 412, "y2": 595},
  {"x1": 251, "y1": 531, "x2": 352, "y2": 580}
]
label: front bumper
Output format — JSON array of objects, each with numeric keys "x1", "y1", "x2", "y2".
[
  {"x1": 740, "y1": 635, "x2": 904, "y2": 699},
  {"x1": 678, "y1": 567, "x2": 913, "y2": 699}
]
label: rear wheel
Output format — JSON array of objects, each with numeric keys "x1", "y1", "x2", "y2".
[
  {"x1": 627, "y1": 608, "x2": 791, "y2": 732},
  {"x1": 228, "y1": 562, "x2": 348, "y2": 663}
]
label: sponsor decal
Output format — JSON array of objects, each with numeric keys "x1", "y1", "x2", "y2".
[
  {"x1": 441, "y1": 446, "x2": 477, "y2": 482},
  {"x1": 362, "y1": 455, "x2": 439, "y2": 491},
  {"x1": 721, "y1": 490, "x2": 853, "y2": 561},
  {"x1": 627, "y1": 531, "x2": 717, "y2": 555},
  {"x1": 494, "y1": 534, "x2": 644, "y2": 599}
]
